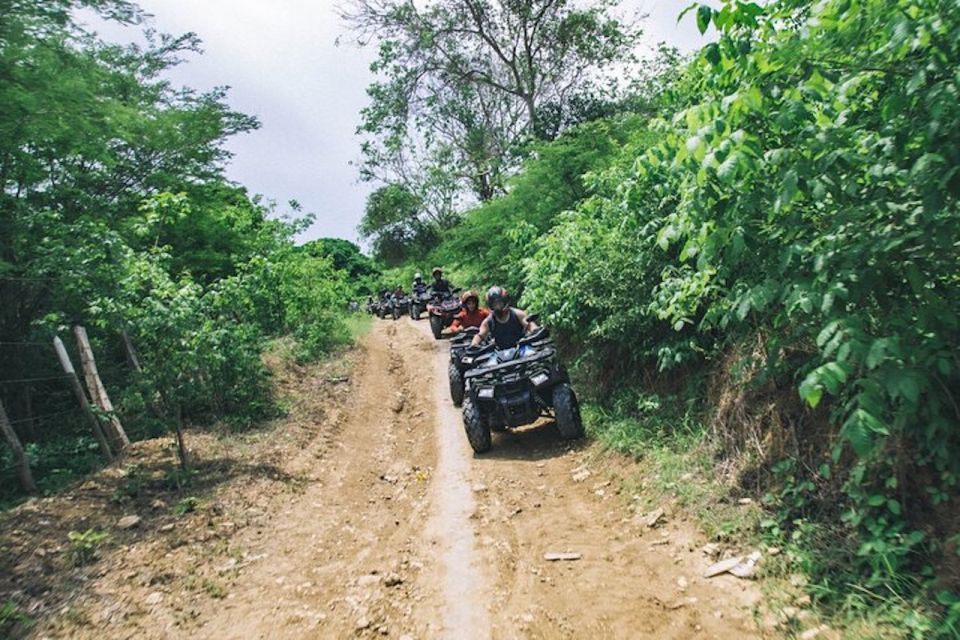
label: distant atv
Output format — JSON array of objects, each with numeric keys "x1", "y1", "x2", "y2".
[
  {"x1": 392, "y1": 295, "x2": 411, "y2": 320},
  {"x1": 448, "y1": 326, "x2": 481, "y2": 407},
  {"x1": 460, "y1": 327, "x2": 584, "y2": 453},
  {"x1": 410, "y1": 290, "x2": 431, "y2": 320},
  {"x1": 427, "y1": 290, "x2": 461, "y2": 339},
  {"x1": 377, "y1": 297, "x2": 393, "y2": 319}
]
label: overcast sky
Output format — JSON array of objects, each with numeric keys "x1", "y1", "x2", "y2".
[{"x1": 84, "y1": 1, "x2": 711, "y2": 245}]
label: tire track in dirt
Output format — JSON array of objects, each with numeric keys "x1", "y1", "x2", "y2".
[{"x1": 425, "y1": 340, "x2": 492, "y2": 640}]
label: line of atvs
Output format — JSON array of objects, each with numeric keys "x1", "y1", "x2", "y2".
[
  {"x1": 447, "y1": 320, "x2": 585, "y2": 454},
  {"x1": 368, "y1": 291, "x2": 586, "y2": 454},
  {"x1": 369, "y1": 289, "x2": 464, "y2": 339}
]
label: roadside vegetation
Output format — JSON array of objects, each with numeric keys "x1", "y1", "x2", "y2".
[
  {"x1": 352, "y1": 0, "x2": 960, "y2": 635},
  {"x1": 0, "y1": 1, "x2": 379, "y2": 508}
]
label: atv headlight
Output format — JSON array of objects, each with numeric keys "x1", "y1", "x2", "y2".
[
  {"x1": 531, "y1": 372, "x2": 550, "y2": 387},
  {"x1": 462, "y1": 356, "x2": 474, "y2": 364},
  {"x1": 478, "y1": 387, "x2": 494, "y2": 399}
]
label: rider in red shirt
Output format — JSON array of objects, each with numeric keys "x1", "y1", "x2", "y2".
[{"x1": 449, "y1": 290, "x2": 489, "y2": 333}]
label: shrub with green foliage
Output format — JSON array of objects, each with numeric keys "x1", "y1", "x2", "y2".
[
  {"x1": 522, "y1": 0, "x2": 960, "y2": 623},
  {"x1": 0, "y1": 1, "x2": 371, "y2": 506}
]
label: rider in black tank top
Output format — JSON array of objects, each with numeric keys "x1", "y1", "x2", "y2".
[
  {"x1": 486, "y1": 309, "x2": 525, "y2": 349},
  {"x1": 470, "y1": 286, "x2": 538, "y2": 350}
]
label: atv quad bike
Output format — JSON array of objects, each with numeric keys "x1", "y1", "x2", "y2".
[
  {"x1": 378, "y1": 297, "x2": 393, "y2": 319},
  {"x1": 460, "y1": 327, "x2": 584, "y2": 454},
  {"x1": 410, "y1": 290, "x2": 431, "y2": 320},
  {"x1": 448, "y1": 326, "x2": 481, "y2": 407},
  {"x1": 426, "y1": 290, "x2": 461, "y2": 339},
  {"x1": 392, "y1": 295, "x2": 411, "y2": 320}
]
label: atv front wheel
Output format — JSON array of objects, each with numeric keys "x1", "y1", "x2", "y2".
[
  {"x1": 462, "y1": 396, "x2": 491, "y2": 453},
  {"x1": 448, "y1": 362, "x2": 464, "y2": 407},
  {"x1": 552, "y1": 383, "x2": 585, "y2": 440},
  {"x1": 430, "y1": 314, "x2": 443, "y2": 339},
  {"x1": 392, "y1": 306, "x2": 400, "y2": 321}
]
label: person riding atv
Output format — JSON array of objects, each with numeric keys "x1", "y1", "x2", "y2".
[
  {"x1": 449, "y1": 290, "x2": 488, "y2": 334},
  {"x1": 412, "y1": 272, "x2": 428, "y2": 296},
  {"x1": 430, "y1": 267, "x2": 452, "y2": 294},
  {"x1": 470, "y1": 286, "x2": 538, "y2": 349}
]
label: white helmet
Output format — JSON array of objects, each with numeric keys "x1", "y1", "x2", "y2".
[{"x1": 414, "y1": 272, "x2": 423, "y2": 280}]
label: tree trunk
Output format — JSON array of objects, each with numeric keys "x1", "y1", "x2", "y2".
[
  {"x1": 0, "y1": 398, "x2": 37, "y2": 493},
  {"x1": 173, "y1": 404, "x2": 190, "y2": 471}
]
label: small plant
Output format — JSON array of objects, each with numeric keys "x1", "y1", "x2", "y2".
[
  {"x1": 201, "y1": 578, "x2": 226, "y2": 599},
  {"x1": 67, "y1": 529, "x2": 109, "y2": 566},
  {"x1": 173, "y1": 496, "x2": 200, "y2": 516},
  {"x1": 0, "y1": 599, "x2": 34, "y2": 636}
]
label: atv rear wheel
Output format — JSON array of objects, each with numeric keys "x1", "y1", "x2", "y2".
[
  {"x1": 552, "y1": 383, "x2": 584, "y2": 440},
  {"x1": 430, "y1": 314, "x2": 443, "y2": 339},
  {"x1": 462, "y1": 396, "x2": 491, "y2": 453},
  {"x1": 448, "y1": 362, "x2": 464, "y2": 407}
]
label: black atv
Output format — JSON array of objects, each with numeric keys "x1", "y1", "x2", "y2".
[
  {"x1": 427, "y1": 290, "x2": 461, "y2": 339},
  {"x1": 410, "y1": 290, "x2": 431, "y2": 320},
  {"x1": 378, "y1": 297, "x2": 393, "y2": 319},
  {"x1": 460, "y1": 327, "x2": 584, "y2": 453},
  {"x1": 447, "y1": 326, "x2": 481, "y2": 407},
  {"x1": 392, "y1": 295, "x2": 411, "y2": 320}
]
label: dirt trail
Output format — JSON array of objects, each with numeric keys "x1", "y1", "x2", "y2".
[{"x1": 1, "y1": 319, "x2": 768, "y2": 639}]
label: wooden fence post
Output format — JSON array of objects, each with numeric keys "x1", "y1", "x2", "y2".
[
  {"x1": 0, "y1": 397, "x2": 37, "y2": 493},
  {"x1": 53, "y1": 336, "x2": 112, "y2": 462},
  {"x1": 73, "y1": 326, "x2": 129, "y2": 450},
  {"x1": 121, "y1": 329, "x2": 142, "y2": 372}
]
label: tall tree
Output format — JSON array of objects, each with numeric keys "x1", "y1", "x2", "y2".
[
  {"x1": 359, "y1": 183, "x2": 435, "y2": 265},
  {"x1": 344, "y1": 0, "x2": 640, "y2": 203}
]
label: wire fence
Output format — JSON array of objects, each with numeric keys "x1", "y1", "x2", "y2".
[{"x1": 0, "y1": 331, "x2": 179, "y2": 504}]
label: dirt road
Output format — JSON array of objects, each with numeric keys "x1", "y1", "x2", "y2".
[{"x1": 1, "y1": 319, "x2": 766, "y2": 639}]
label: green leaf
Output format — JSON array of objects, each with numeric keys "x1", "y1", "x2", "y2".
[
  {"x1": 703, "y1": 42, "x2": 721, "y2": 66},
  {"x1": 866, "y1": 339, "x2": 887, "y2": 369},
  {"x1": 696, "y1": 5, "x2": 713, "y2": 34},
  {"x1": 897, "y1": 376, "x2": 920, "y2": 403}
]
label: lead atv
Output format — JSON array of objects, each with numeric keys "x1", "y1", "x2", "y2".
[
  {"x1": 460, "y1": 327, "x2": 584, "y2": 454},
  {"x1": 448, "y1": 326, "x2": 481, "y2": 407},
  {"x1": 426, "y1": 290, "x2": 461, "y2": 339}
]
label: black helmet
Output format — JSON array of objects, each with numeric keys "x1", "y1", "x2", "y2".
[{"x1": 486, "y1": 286, "x2": 509, "y2": 310}]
